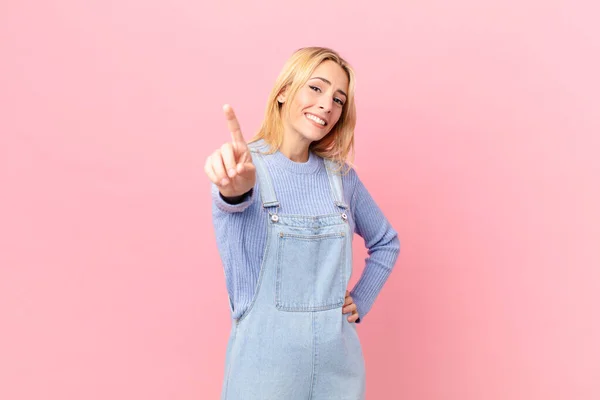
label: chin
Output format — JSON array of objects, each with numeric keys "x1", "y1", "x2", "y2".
[
  {"x1": 292, "y1": 122, "x2": 331, "y2": 143},
  {"x1": 302, "y1": 129, "x2": 330, "y2": 143}
]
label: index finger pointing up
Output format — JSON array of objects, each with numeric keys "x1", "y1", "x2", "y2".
[{"x1": 223, "y1": 104, "x2": 245, "y2": 144}]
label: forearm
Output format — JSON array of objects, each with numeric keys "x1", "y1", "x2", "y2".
[
  {"x1": 350, "y1": 231, "x2": 400, "y2": 322},
  {"x1": 348, "y1": 171, "x2": 401, "y2": 322}
]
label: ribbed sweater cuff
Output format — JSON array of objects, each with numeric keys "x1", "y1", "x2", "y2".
[{"x1": 212, "y1": 185, "x2": 254, "y2": 213}]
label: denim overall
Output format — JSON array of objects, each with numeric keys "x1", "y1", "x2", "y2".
[{"x1": 221, "y1": 144, "x2": 366, "y2": 400}]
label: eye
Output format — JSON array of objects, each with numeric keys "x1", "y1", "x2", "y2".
[
  {"x1": 309, "y1": 85, "x2": 322, "y2": 92},
  {"x1": 334, "y1": 97, "x2": 345, "y2": 106}
]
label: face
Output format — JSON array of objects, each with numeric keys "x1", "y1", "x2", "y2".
[{"x1": 279, "y1": 60, "x2": 349, "y2": 146}]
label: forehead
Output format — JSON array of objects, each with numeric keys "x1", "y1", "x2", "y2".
[{"x1": 310, "y1": 60, "x2": 349, "y2": 91}]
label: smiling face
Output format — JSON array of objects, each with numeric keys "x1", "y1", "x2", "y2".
[{"x1": 279, "y1": 60, "x2": 350, "y2": 147}]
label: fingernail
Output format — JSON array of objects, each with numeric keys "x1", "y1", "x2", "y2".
[{"x1": 221, "y1": 178, "x2": 229, "y2": 186}]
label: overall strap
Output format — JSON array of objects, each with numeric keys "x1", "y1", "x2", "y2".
[
  {"x1": 249, "y1": 144, "x2": 280, "y2": 209},
  {"x1": 324, "y1": 159, "x2": 348, "y2": 210}
]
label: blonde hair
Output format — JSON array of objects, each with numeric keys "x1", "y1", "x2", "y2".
[{"x1": 249, "y1": 47, "x2": 356, "y2": 173}]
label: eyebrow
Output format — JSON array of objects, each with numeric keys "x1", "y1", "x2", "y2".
[{"x1": 309, "y1": 77, "x2": 348, "y2": 98}]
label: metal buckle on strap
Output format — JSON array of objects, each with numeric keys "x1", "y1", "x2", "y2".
[{"x1": 268, "y1": 205, "x2": 280, "y2": 223}]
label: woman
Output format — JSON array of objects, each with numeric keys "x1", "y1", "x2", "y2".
[{"x1": 205, "y1": 47, "x2": 400, "y2": 400}]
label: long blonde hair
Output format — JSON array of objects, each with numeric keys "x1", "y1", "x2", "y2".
[{"x1": 250, "y1": 47, "x2": 356, "y2": 173}]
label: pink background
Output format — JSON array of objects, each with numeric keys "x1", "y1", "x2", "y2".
[{"x1": 1, "y1": 1, "x2": 599, "y2": 399}]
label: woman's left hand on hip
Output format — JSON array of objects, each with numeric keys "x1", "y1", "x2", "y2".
[{"x1": 343, "y1": 290, "x2": 360, "y2": 323}]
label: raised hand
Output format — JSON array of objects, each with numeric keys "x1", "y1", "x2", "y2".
[{"x1": 204, "y1": 104, "x2": 256, "y2": 198}]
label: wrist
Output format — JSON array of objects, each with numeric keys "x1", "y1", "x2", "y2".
[{"x1": 220, "y1": 188, "x2": 253, "y2": 205}]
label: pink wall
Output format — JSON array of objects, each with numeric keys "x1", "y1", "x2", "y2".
[{"x1": 1, "y1": 1, "x2": 599, "y2": 399}]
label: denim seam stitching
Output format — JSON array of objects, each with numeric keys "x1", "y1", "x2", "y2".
[{"x1": 236, "y1": 210, "x2": 272, "y2": 325}]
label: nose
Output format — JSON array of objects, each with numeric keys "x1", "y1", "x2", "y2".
[{"x1": 318, "y1": 97, "x2": 333, "y2": 113}]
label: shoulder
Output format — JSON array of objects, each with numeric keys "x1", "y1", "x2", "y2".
[
  {"x1": 336, "y1": 164, "x2": 378, "y2": 213},
  {"x1": 318, "y1": 157, "x2": 361, "y2": 187},
  {"x1": 248, "y1": 138, "x2": 272, "y2": 154},
  {"x1": 335, "y1": 162, "x2": 360, "y2": 189},
  {"x1": 320, "y1": 160, "x2": 362, "y2": 204}
]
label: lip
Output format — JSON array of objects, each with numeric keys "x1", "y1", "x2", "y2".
[{"x1": 304, "y1": 112, "x2": 328, "y2": 127}]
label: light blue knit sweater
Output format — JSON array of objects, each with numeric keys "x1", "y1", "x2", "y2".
[{"x1": 211, "y1": 141, "x2": 400, "y2": 323}]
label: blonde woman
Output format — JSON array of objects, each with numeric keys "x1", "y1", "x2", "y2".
[{"x1": 205, "y1": 47, "x2": 400, "y2": 399}]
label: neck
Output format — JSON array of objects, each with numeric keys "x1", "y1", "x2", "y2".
[{"x1": 280, "y1": 134, "x2": 311, "y2": 163}]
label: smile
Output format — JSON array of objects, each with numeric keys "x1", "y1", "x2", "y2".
[{"x1": 305, "y1": 113, "x2": 327, "y2": 126}]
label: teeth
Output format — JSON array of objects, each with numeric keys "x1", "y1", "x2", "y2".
[{"x1": 306, "y1": 114, "x2": 325, "y2": 126}]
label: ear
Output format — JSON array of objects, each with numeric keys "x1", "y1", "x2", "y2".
[{"x1": 277, "y1": 86, "x2": 288, "y2": 104}]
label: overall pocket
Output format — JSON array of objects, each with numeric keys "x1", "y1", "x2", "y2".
[{"x1": 275, "y1": 231, "x2": 346, "y2": 312}]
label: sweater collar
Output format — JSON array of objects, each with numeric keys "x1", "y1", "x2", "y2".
[{"x1": 254, "y1": 139, "x2": 321, "y2": 174}]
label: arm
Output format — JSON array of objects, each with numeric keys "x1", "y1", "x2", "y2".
[{"x1": 349, "y1": 171, "x2": 401, "y2": 323}]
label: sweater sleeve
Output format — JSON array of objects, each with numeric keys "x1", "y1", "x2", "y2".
[
  {"x1": 211, "y1": 183, "x2": 255, "y2": 213},
  {"x1": 348, "y1": 170, "x2": 400, "y2": 323}
]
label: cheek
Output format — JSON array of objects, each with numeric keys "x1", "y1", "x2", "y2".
[
  {"x1": 293, "y1": 99, "x2": 313, "y2": 122},
  {"x1": 330, "y1": 109, "x2": 343, "y2": 126},
  {"x1": 286, "y1": 99, "x2": 304, "y2": 120},
  {"x1": 295, "y1": 92, "x2": 313, "y2": 110}
]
